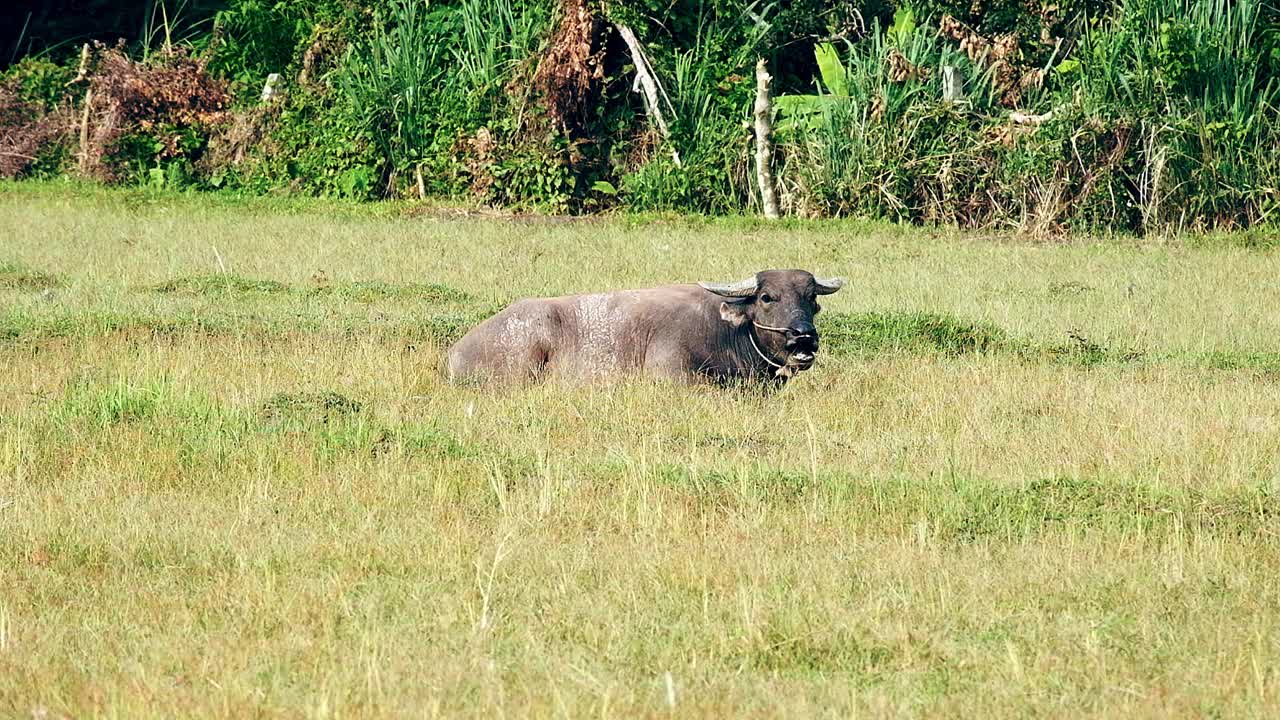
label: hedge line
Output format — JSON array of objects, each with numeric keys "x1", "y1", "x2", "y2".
[{"x1": 2, "y1": 0, "x2": 1278, "y2": 233}]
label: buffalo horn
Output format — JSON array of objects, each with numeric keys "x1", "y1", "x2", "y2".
[
  {"x1": 814, "y1": 276, "x2": 845, "y2": 295},
  {"x1": 698, "y1": 277, "x2": 758, "y2": 298}
]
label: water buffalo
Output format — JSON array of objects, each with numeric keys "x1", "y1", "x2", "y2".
[{"x1": 444, "y1": 269, "x2": 844, "y2": 385}]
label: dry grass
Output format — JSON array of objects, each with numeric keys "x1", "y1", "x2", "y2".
[{"x1": 2, "y1": 183, "x2": 1280, "y2": 718}]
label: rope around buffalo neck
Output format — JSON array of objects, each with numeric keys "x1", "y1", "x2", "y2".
[
  {"x1": 746, "y1": 326, "x2": 793, "y2": 379},
  {"x1": 749, "y1": 321, "x2": 814, "y2": 379}
]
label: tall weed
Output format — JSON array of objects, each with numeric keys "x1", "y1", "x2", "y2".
[
  {"x1": 623, "y1": 1, "x2": 773, "y2": 213},
  {"x1": 337, "y1": 0, "x2": 451, "y2": 193},
  {"x1": 778, "y1": 13, "x2": 1001, "y2": 222},
  {"x1": 1075, "y1": 0, "x2": 1280, "y2": 229},
  {"x1": 454, "y1": 0, "x2": 551, "y2": 101}
]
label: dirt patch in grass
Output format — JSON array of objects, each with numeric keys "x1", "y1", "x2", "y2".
[{"x1": 0, "y1": 261, "x2": 60, "y2": 290}]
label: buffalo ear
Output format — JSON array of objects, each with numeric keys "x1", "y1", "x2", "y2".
[
  {"x1": 814, "y1": 276, "x2": 845, "y2": 295},
  {"x1": 718, "y1": 301, "x2": 749, "y2": 327}
]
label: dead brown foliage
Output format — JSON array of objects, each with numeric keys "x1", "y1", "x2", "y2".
[
  {"x1": 203, "y1": 105, "x2": 272, "y2": 171},
  {"x1": 464, "y1": 126, "x2": 497, "y2": 196},
  {"x1": 0, "y1": 79, "x2": 72, "y2": 179},
  {"x1": 886, "y1": 49, "x2": 931, "y2": 83},
  {"x1": 82, "y1": 42, "x2": 231, "y2": 181},
  {"x1": 938, "y1": 15, "x2": 1042, "y2": 107},
  {"x1": 531, "y1": 0, "x2": 605, "y2": 132}
]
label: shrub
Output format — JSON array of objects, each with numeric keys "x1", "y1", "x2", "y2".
[
  {"x1": 82, "y1": 43, "x2": 231, "y2": 186},
  {"x1": 3, "y1": 0, "x2": 1279, "y2": 232},
  {"x1": 775, "y1": 11, "x2": 1003, "y2": 223},
  {"x1": 0, "y1": 58, "x2": 76, "y2": 179},
  {"x1": 1070, "y1": 0, "x2": 1280, "y2": 230}
]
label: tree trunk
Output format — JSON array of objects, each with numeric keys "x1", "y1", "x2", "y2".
[{"x1": 753, "y1": 58, "x2": 780, "y2": 220}]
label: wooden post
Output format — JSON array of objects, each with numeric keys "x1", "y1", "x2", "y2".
[
  {"x1": 941, "y1": 65, "x2": 963, "y2": 103},
  {"x1": 68, "y1": 43, "x2": 90, "y2": 85},
  {"x1": 68, "y1": 43, "x2": 93, "y2": 175},
  {"x1": 753, "y1": 58, "x2": 780, "y2": 220},
  {"x1": 260, "y1": 73, "x2": 282, "y2": 103},
  {"x1": 78, "y1": 89, "x2": 93, "y2": 175}
]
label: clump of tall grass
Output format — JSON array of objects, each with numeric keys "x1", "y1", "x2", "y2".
[
  {"x1": 337, "y1": 0, "x2": 447, "y2": 193},
  {"x1": 1073, "y1": 0, "x2": 1280, "y2": 230},
  {"x1": 622, "y1": 2, "x2": 773, "y2": 214},
  {"x1": 337, "y1": 0, "x2": 555, "y2": 197},
  {"x1": 778, "y1": 0, "x2": 1280, "y2": 232},
  {"x1": 777, "y1": 11, "x2": 1004, "y2": 223},
  {"x1": 454, "y1": 0, "x2": 551, "y2": 100}
]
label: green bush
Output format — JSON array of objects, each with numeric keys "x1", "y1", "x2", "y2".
[
  {"x1": 3, "y1": 57, "x2": 76, "y2": 110},
  {"x1": 229, "y1": 84, "x2": 384, "y2": 199},
  {"x1": 776, "y1": 11, "x2": 1002, "y2": 223}
]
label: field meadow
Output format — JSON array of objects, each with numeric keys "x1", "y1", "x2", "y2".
[{"x1": 2, "y1": 182, "x2": 1280, "y2": 717}]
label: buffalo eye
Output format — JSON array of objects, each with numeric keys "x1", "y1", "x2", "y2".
[{"x1": 760, "y1": 293, "x2": 776, "y2": 304}]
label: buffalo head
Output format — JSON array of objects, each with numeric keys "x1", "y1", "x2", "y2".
[{"x1": 699, "y1": 269, "x2": 844, "y2": 375}]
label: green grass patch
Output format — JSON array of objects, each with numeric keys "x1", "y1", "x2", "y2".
[
  {"x1": 150, "y1": 273, "x2": 474, "y2": 306},
  {"x1": 1185, "y1": 229, "x2": 1280, "y2": 250},
  {"x1": 309, "y1": 280, "x2": 472, "y2": 303},
  {"x1": 819, "y1": 311, "x2": 1150, "y2": 368},
  {"x1": 411, "y1": 308, "x2": 500, "y2": 346},
  {"x1": 258, "y1": 390, "x2": 365, "y2": 424},
  {"x1": 744, "y1": 626, "x2": 897, "y2": 676},
  {"x1": 598, "y1": 461, "x2": 1277, "y2": 541},
  {"x1": 10, "y1": 305, "x2": 1280, "y2": 378},
  {"x1": 820, "y1": 311, "x2": 1012, "y2": 357},
  {"x1": 55, "y1": 377, "x2": 229, "y2": 431},
  {"x1": 843, "y1": 473, "x2": 1278, "y2": 542},
  {"x1": 152, "y1": 274, "x2": 291, "y2": 296},
  {"x1": 1190, "y1": 350, "x2": 1280, "y2": 374},
  {"x1": 1039, "y1": 330, "x2": 1144, "y2": 367},
  {"x1": 0, "y1": 310, "x2": 249, "y2": 343},
  {"x1": 58, "y1": 378, "x2": 167, "y2": 426}
]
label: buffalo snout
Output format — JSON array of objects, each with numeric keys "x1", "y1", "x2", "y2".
[{"x1": 784, "y1": 321, "x2": 818, "y2": 351}]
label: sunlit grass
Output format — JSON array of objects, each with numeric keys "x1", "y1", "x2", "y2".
[{"x1": 2, "y1": 184, "x2": 1279, "y2": 717}]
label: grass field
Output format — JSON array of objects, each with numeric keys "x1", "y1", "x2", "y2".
[{"x1": 3, "y1": 182, "x2": 1280, "y2": 718}]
